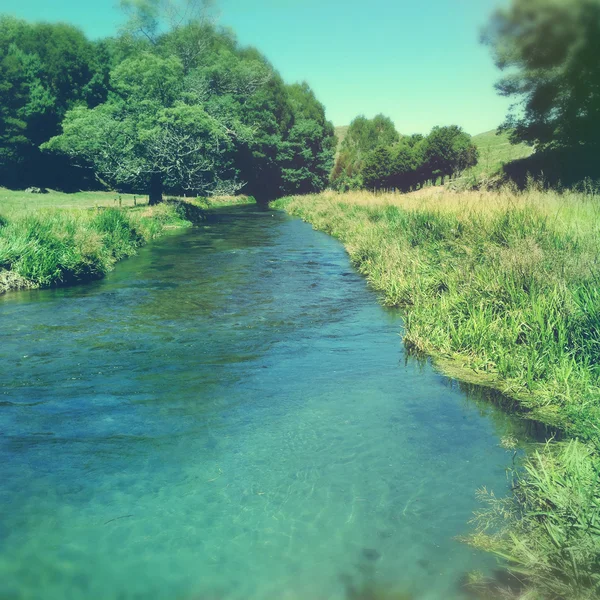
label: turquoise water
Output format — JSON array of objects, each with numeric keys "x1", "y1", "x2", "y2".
[{"x1": 0, "y1": 206, "x2": 547, "y2": 600}]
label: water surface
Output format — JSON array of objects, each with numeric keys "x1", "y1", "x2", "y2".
[{"x1": 1, "y1": 206, "x2": 542, "y2": 599}]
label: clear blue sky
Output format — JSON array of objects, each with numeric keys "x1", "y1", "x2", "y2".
[{"x1": 2, "y1": 0, "x2": 511, "y2": 135}]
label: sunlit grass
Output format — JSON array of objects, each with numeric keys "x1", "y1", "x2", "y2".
[
  {"x1": 0, "y1": 188, "x2": 147, "y2": 216},
  {"x1": 467, "y1": 130, "x2": 533, "y2": 181},
  {"x1": 0, "y1": 190, "x2": 256, "y2": 294}
]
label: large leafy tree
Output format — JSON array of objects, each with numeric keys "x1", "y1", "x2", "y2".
[
  {"x1": 44, "y1": 53, "x2": 244, "y2": 203},
  {"x1": 331, "y1": 114, "x2": 399, "y2": 189},
  {"x1": 4, "y1": 6, "x2": 336, "y2": 199},
  {"x1": 0, "y1": 45, "x2": 38, "y2": 181},
  {"x1": 0, "y1": 16, "x2": 109, "y2": 187},
  {"x1": 423, "y1": 125, "x2": 478, "y2": 183},
  {"x1": 361, "y1": 146, "x2": 393, "y2": 190},
  {"x1": 279, "y1": 82, "x2": 335, "y2": 195},
  {"x1": 484, "y1": 0, "x2": 600, "y2": 149},
  {"x1": 235, "y1": 75, "x2": 294, "y2": 200}
]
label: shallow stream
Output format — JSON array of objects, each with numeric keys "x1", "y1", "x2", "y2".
[{"x1": 0, "y1": 206, "x2": 548, "y2": 599}]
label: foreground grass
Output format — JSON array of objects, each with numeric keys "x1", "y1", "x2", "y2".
[{"x1": 272, "y1": 188, "x2": 600, "y2": 599}]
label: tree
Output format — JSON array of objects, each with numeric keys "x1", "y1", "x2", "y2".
[
  {"x1": 331, "y1": 114, "x2": 399, "y2": 188},
  {"x1": 5, "y1": 12, "x2": 336, "y2": 199},
  {"x1": 389, "y1": 142, "x2": 422, "y2": 191},
  {"x1": 0, "y1": 44, "x2": 38, "y2": 183},
  {"x1": 119, "y1": 0, "x2": 216, "y2": 46},
  {"x1": 423, "y1": 125, "x2": 478, "y2": 184},
  {"x1": 0, "y1": 17, "x2": 109, "y2": 187},
  {"x1": 361, "y1": 145, "x2": 393, "y2": 190},
  {"x1": 44, "y1": 53, "x2": 243, "y2": 203},
  {"x1": 483, "y1": 0, "x2": 600, "y2": 150},
  {"x1": 279, "y1": 82, "x2": 335, "y2": 195}
]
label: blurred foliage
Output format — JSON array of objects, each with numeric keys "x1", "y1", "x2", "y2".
[{"x1": 484, "y1": 0, "x2": 600, "y2": 187}]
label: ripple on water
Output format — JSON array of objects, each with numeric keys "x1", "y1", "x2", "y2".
[{"x1": 0, "y1": 207, "x2": 549, "y2": 600}]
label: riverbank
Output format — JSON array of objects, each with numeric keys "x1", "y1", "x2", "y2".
[
  {"x1": 0, "y1": 193, "x2": 255, "y2": 294},
  {"x1": 272, "y1": 187, "x2": 600, "y2": 599},
  {"x1": 273, "y1": 188, "x2": 600, "y2": 439}
]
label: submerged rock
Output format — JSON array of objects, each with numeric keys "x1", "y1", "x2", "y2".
[{"x1": 362, "y1": 548, "x2": 381, "y2": 561}]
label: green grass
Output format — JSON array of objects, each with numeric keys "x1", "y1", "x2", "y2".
[
  {"x1": 0, "y1": 188, "x2": 148, "y2": 215},
  {"x1": 466, "y1": 440, "x2": 600, "y2": 600},
  {"x1": 272, "y1": 187, "x2": 600, "y2": 599},
  {"x1": 462, "y1": 130, "x2": 534, "y2": 185},
  {"x1": 0, "y1": 202, "x2": 193, "y2": 294},
  {"x1": 0, "y1": 189, "x2": 257, "y2": 294}
]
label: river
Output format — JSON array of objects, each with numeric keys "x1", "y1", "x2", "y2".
[{"x1": 0, "y1": 205, "x2": 547, "y2": 599}]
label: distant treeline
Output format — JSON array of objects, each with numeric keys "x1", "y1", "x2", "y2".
[
  {"x1": 331, "y1": 115, "x2": 478, "y2": 192},
  {"x1": 0, "y1": 7, "x2": 335, "y2": 201}
]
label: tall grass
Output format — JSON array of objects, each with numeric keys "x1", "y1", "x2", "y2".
[
  {"x1": 0, "y1": 202, "x2": 191, "y2": 293},
  {"x1": 467, "y1": 441, "x2": 600, "y2": 600},
  {"x1": 272, "y1": 187, "x2": 600, "y2": 598}
]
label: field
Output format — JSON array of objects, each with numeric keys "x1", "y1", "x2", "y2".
[
  {"x1": 0, "y1": 188, "x2": 147, "y2": 216},
  {"x1": 272, "y1": 186, "x2": 600, "y2": 598}
]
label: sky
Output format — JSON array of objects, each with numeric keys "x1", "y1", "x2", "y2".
[{"x1": 1, "y1": 0, "x2": 512, "y2": 135}]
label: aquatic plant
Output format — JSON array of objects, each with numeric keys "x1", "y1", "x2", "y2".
[{"x1": 466, "y1": 441, "x2": 600, "y2": 600}]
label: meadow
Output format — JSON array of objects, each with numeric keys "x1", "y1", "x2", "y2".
[{"x1": 272, "y1": 186, "x2": 600, "y2": 599}]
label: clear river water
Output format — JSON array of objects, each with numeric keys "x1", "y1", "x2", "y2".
[{"x1": 0, "y1": 205, "x2": 549, "y2": 600}]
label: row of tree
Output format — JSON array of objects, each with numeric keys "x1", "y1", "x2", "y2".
[
  {"x1": 331, "y1": 0, "x2": 600, "y2": 193},
  {"x1": 331, "y1": 116, "x2": 478, "y2": 192},
  {"x1": 0, "y1": 1, "x2": 336, "y2": 201}
]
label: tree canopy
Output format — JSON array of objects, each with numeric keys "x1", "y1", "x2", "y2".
[
  {"x1": 0, "y1": 16, "x2": 109, "y2": 188},
  {"x1": 331, "y1": 114, "x2": 400, "y2": 190},
  {"x1": 484, "y1": 0, "x2": 600, "y2": 150},
  {"x1": 331, "y1": 118, "x2": 478, "y2": 192}
]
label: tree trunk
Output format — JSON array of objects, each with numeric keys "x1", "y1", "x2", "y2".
[{"x1": 149, "y1": 173, "x2": 163, "y2": 205}]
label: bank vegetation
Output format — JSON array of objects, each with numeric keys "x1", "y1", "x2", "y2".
[{"x1": 0, "y1": 195, "x2": 245, "y2": 294}]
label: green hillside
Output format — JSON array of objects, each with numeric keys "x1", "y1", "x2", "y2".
[{"x1": 469, "y1": 129, "x2": 533, "y2": 179}]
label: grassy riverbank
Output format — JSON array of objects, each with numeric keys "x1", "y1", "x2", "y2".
[
  {"x1": 272, "y1": 187, "x2": 600, "y2": 599},
  {"x1": 0, "y1": 192, "x2": 256, "y2": 294}
]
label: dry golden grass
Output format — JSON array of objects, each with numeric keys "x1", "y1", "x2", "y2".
[{"x1": 301, "y1": 186, "x2": 600, "y2": 235}]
